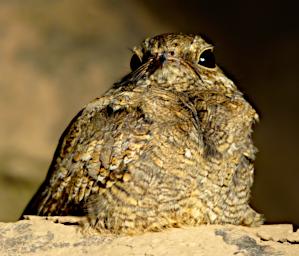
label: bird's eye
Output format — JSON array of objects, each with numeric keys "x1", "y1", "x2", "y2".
[
  {"x1": 130, "y1": 54, "x2": 142, "y2": 71},
  {"x1": 198, "y1": 49, "x2": 216, "y2": 68}
]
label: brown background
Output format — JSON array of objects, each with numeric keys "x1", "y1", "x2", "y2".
[{"x1": 0, "y1": 0, "x2": 298, "y2": 226}]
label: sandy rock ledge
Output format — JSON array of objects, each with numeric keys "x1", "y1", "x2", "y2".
[{"x1": 1, "y1": 216, "x2": 299, "y2": 256}]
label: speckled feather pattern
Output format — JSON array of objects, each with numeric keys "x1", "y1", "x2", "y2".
[{"x1": 22, "y1": 33, "x2": 263, "y2": 234}]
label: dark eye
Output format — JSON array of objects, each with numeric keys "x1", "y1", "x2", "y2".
[
  {"x1": 130, "y1": 54, "x2": 142, "y2": 71},
  {"x1": 198, "y1": 49, "x2": 216, "y2": 68}
]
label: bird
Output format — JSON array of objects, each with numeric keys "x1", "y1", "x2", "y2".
[{"x1": 21, "y1": 33, "x2": 263, "y2": 234}]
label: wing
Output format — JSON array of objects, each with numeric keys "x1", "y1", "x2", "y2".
[{"x1": 21, "y1": 93, "x2": 152, "y2": 217}]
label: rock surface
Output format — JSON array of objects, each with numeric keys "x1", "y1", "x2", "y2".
[{"x1": 1, "y1": 217, "x2": 298, "y2": 256}]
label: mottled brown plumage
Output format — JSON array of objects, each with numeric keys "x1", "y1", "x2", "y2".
[{"x1": 22, "y1": 33, "x2": 263, "y2": 234}]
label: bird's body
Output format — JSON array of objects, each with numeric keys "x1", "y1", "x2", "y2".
[{"x1": 22, "y1": 33, "x2": 263, "y2": 234}]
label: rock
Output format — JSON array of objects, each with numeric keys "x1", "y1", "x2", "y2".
[{"x1": 1, "y1": 217, "x2": 299, "y2": 256}]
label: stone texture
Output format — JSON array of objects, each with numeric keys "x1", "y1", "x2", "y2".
[{"x1": 1, "y1": 217, "x2": 298, "y2": 256}]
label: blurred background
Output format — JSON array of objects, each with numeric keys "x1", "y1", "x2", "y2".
[{"x1": 0, "y1": 0, "x2": 298, "y2": 226}]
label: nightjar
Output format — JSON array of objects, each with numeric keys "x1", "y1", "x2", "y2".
[{"x1": 22, "y1": 33, "x2": 263, "y2": 234}]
